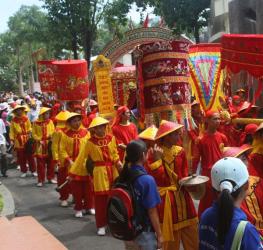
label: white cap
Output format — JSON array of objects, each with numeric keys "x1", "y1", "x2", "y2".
[{"x1": 211, "y1": 157, "x2": 249, "y2": 193}]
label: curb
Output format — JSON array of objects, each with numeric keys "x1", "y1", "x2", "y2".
[{"x1": 0, "y1": 183, "x2": 15, "y2": 218}]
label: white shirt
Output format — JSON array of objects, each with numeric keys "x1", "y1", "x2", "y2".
[{"x1": 0, "y1": 119, "x2": 6, "y2": 145}]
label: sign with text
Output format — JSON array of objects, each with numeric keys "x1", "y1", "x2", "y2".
[{"x1": 93, "y1": 55, "x2": 115, "y2": 117}]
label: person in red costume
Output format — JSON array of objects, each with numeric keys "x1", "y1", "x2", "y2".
[
  {"x1": 229, "y1": 95, "x2": 243, "y2": 113},
  {"x1": 248, "y1": 123, "x2": 263, "y2": 178},
  {"x1": 192, "y1": 110, "x2": 228, "y2": 217},
  {"x1": 240, "y1": 123, "x2": 258, "y2": 145},
  {"x1": 111, "y1": 106, "x2": 138, "y2": 162}
]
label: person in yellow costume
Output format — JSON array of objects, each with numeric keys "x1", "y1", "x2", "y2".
[
  {"x1": 148, "y1": 120, "x2": 198, "y2": 250},
  {"x1": 71, "y1": 116, "x2": 122, "y2": 236},
  {"x1": 60, "y1": 113, "x2": 93, "y2": 216},
  {"x1": 32, "y1": 107, "x2": 55, "y2": 187},
  {"x1": 10, "y1": 105, "x2": 36, "y2": 177},
  {"x1": 51, "y1": 110, "x2": 70, "y2": 207}
]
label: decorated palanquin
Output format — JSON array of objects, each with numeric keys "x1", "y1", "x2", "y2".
[
  {"x1": 136, "y1": 40, "x2": 193, "y2": 127},
  {"x1": 53, "y1": 60, "x2": 89, "y2": 101},
  {"x1": 37, "y1": 60, "x2": 56, "y2": 93},
  {"x1": 110, "y1": 66, "x2": 137, "y2": 109},
  {"x1": 188, "y1": 44, "x2": 224, "y2": 112}
]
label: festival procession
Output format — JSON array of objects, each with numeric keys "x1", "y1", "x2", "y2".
[{"x1": 1, "y1": 1, "x2": 263, "y2": 250}]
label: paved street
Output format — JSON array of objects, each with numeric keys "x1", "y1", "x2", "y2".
[{"x1": 2, "y1": 169, "x2": 125, "y2": 250}]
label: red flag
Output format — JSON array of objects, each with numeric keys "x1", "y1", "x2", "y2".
[
  {"x1": 159, "y1": 17, "x2": 165, "y2": 27},
  {"x1": 143, "y1": 14, "x2": 149, "y2": 28}
]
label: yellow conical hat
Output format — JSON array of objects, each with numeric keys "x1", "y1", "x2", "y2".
[
  {"x1": 39, "y1": 107, "x2": 51, "y2": 116},
  {"x1": 12, "y1": 105, "x2": 26, "y2": 113},
  {"x1": 139, "y1": 125, "x2": 158, "y2": 141},
  {"x1": 88, "y1": 116, "x2": 109, "y2": 129},
  {"x1": 66, "y1": 112, "x2": 82, "y2": 121},
  {"x1": 155, "y1": 120, "x2": 184, "y2": 140},
  {"x1": 55, "y1": 111, "x2": 70, "y2": 122}
]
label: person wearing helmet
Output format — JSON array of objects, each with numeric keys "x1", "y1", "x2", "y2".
[
  {"x1": 71, "y1": 116, "x2": 122, "y2": 236},
  {"x1": 199, "y1": 157, "x2": 262, "y2": 250}
]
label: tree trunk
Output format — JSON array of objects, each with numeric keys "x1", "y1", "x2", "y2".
[
  {"x1": 17, "y1": 47, "x2": 24, "y2": 96},
  {"x1": 71, "y1": 32, "x2": 78, "y2": 59},
  {"x1": 29, "y1": 44, "x2": 35, "y2": 93},
  {"x1": 194, "y1": 24, "x2": 200, "y2": 43},
  {"x1": 83, "y1": 30, "x2": 93, "y2": 68}
]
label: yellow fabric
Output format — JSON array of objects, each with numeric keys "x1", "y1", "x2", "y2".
[
  {"x1": 159, "y1": 186, "x2": 177, "y2": 242},
  {"x1": 51, "y1": 129, "x2": 64, "y2": 161},
  {"x1": 9, "y1": 116, "x2": 32, "y2": 149},
  {"x1": 189, "y1": 70, "x2": 225, "y2": 112},
  {"x1": 71, "y1": 135, "x2": 119, "y2": 193},
  {"x1": 149, "y1": 159, "x2": 162, "y2": 171},
  {"x1": 59, "y1": 131, "x2": 90, "y2": 171},
  {"x1": 32, "y1": 119, "x2": 55, "y2": 157},
  {"x1": 252, "y1": 137, "x2": 263, "y2": 155}
]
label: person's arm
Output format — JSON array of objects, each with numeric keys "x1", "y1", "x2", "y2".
[{"x1": 147, "y1": 207, "x2": 163, "y2": 249}]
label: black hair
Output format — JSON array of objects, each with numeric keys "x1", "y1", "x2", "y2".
[
  {"x1": 244, "y1": 134, "x2": 253, "y2": 145},
  {"x1": 216, "y1": 180, "x2": 245, "y2": 245},
  {"x1": 119, "y1": 140, "x2": 147, "y2": 181}
]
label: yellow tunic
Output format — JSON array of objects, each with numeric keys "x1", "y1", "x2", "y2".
[
  {"x1": 59, "y1": 128, "x2": 89, "y2": 172},
  {"x1": 51, "y1": 127, "x2": 66, "y2": 163},
  {"x1": 10, "y1": 115, "x2": 32, "y2": 149},
  {"x1": 71, "y1": 134, "x2": 119, "y2": 194},
  {"x1": 32, "y1": 119, "x2": 55, "y2": 158}
]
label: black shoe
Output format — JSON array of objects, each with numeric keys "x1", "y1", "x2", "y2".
[{"x1": 2, "y1": 174, "x2": 8, "y2": 178}]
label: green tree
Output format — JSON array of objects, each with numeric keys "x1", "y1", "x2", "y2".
[
  {"x1": 42, "y1": 0, "x2": 136, "y2": 65},
  {"x1": 133, "y1": 0, "x2": 210, "y2": 43}
]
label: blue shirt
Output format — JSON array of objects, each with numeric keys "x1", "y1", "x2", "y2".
[
  {"x1": 130, "y1": 165, "x2": 161, "y2": 226},
  {"x1": 199, "y1": 202, "x2": 262, "y2": 250}
]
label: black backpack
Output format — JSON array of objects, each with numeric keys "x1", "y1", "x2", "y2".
[{"x1": 107, "y1": 169, "x2": 147, "y2": 241}]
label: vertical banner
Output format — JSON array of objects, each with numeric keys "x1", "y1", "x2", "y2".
[
  {"x1": 93, "y1": 55, "x2": 115, "y2": 117},
  {"x1": 37, "y1": 60, "x2": 56, "y2": 92},
  {"x1": 188, "y1": 44, "x2": 223, "y2": 111}
]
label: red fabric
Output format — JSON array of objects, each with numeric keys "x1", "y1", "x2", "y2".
[
  {"x1": 241, "y1": 177, "x2": 263, "y2": 237},
  {"x1": 112, "y1": 106, "x2": 129, "y2": 127},
  {"x1": 192, "y1": 131, "x2": 228, "y2": 217},
  {"x1": 137, "y1": 59, "x2": 145, "y2": 122},
  {"x1": 221, "y1": 34, "x2": 263, "y2": 78},
  {"x1": 218, "y1": 123, "x2": 243, "y2": 147},
  {"x1": 16, "y1": 149, "x2": 36, "y2": 173},
  {"x1": 94, "y1": 194, "x2": 108, "y2": 228},
  {"x1": 143, "y1": 14, "x2": 149, "y2": 28},
  {"x1": 36, "y1": 157, "x2": 54, "y2": 183},
  {"x1": 148, "y1": 149, "x2": 197, "y2": 223},
  {"x1": 38, "y1": 60, "x2": 56, "y2": 92},
  {"x1": 192, "y1": 131, "x2": 228, "y2": 175},
  {"x1": 53, "y1": 60, "x2": 89, "y2": 101},
  {"x1": 57, "y1": 167, "x2": 70, "y2": 201},
  {"x1": 112, "y1": 123, "x2": 138, "y2": 161},
  {"x1": 71, "y1": 179, "x2": 94, "y2": 211},
  {"x1": 248, "y1": 153, "x2": 263, "y2": 178}
]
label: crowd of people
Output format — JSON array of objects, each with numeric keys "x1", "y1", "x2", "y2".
[{"x1": 0, "y1": 88, "x2": 263, "y2": 250}]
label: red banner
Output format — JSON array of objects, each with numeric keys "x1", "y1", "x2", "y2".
[
  {"x1": 221, "y1": 34, "x2": 263, "y2": 78},
  {"x1": 37, "y1": 60, "x2": 56, "y2": 92}
]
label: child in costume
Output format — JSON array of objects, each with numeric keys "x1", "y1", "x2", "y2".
[
  {"x1": 32, "y1": 107, "x2": 55, "y2": 187},
  {"x1": 71, "y1": 116, "x2": 122, "y2": 235}
]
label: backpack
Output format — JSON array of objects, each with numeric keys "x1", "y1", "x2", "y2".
[{"x1": 107, "y1": 169, "x2": 147, "y2": 241}]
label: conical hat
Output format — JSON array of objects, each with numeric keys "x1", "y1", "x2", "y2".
[
  {"x1": 139, "y1": 125, "x2": 158, "y2": 141},
  {"x1": 89, "y1": 99, "x2": 98, "y2": 106},
  {"x1": 67, "y1": 112, "x2": 82, "y2": 121},
  {"x1": 39, "y1": 107, "x2": 51, "y2": 116},
  {"x1": 155, "y1": 120, "x2": 184, "y2": 140},
  {"x1": 222, "y1": 144, "x2": 252, "y2": 158},
  {"x1": 88, "y1": 116, "x2": 109, "y2": 129},
  {"x1": 55, "y1": 111, "x2": 70, "y2": 122},
  {"x1": 12, "y1": 105, "x2": 26, "y2": 113}
]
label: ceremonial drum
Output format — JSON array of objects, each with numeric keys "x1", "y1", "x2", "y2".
[
  {"x1": 37, "y1": 60, "x2": 56, "y2": 92},
  {"x1": 53, "y1": 60, "x2": 89, "y2": 101},
  {"x1": 139, "y1": 40, "x2": 192, "y2": 127}
]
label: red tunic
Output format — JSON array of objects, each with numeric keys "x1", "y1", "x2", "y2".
[
  {"x1": 192, "y1": 131, "x2": 228, "y2": 217},
  {"x1": 148, "y1": 146, "x2": 197, "y2": 241},
  {"x1": 248, "y1": 153, "x2": 263, "y2": 179},
  {"x1": 112, "y1": 122, "x2": 138, "y2": 162},
  {"x1": 218, "y1": 123, "x2": 242, "y2": 147}
]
